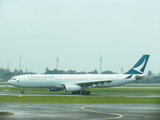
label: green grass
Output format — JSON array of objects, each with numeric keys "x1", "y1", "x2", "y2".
[
  {"x1": 1, "y1": 85, "x2": 160, "y2": 104},
  {"x1": 0, "y1": 96, "x2": 160, "y2": 104},
  {"x1": 122, "y1": 84, "x2": 160, "y2": 87},
  {"x1": 89, "y1": 88, "x2": 160, "y2": 94},
  {"x1": 0, "y1": 111, "x2": 14, "y2": 116},
  {"x1": 1, "y1": 87, "x2": 160, "y2": 94},
  {"x1": 0, "y1": 82, "x2": 8, "y2": 85}
]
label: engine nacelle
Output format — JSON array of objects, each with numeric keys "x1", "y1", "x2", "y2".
[
  {"x1": 135, "y1": 75, "x2": 143, "y2": 80},
  {"x1": 64, "y1": 84, "x2": 82, "y2": 92},
  {"x1": 48, "y1": 87, "x2": 63, "y2": 91}
]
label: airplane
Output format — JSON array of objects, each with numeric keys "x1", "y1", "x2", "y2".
[{"x1": 7, "y1": 55, "x2": 150, "y2": 95}]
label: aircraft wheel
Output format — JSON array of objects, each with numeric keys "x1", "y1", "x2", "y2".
[
  {"x1": 76, "y1": 91, "x2": 80, "y2": 94},
  {"x1": 21, "y1": 88, "x2": 24, "y2": 94},
  {"x1": 21, "y1": 90, "x2": 24, "y2": 94},
  {"x1": 86, "y1": 91, "x2": 90, "y2": 95},
  {"x1": 82, "y1": 90, "x2": 86, "y2": 95}
]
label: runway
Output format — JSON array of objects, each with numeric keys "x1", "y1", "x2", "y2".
[
  {"x1": 1, "y1": 92, "x2": 160, "y2": 97},
  {"x1": 0, "y1": 103, "x2": 160, "y2": 120},
  {"x1": 1, "y1": 85, "x2": 160, "y2": 88}
]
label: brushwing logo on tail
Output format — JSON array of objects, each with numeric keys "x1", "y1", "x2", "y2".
[
  {"x1": 124, "y1": 55, "x2": 149, "y2": 74},
  {"x1": 133, "y1": 58, "x2": 146, "y2": 74}
]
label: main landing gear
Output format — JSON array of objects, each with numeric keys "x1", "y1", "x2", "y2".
[
  {"x1": 72, "y1": 91, "x2": 80, "y2": 95},
  {"x1": 82, "y1": 90, "x2": 90, "y2": 95},
  {"x1": 72, "y1": 90, "x2": 90, "y2": 95},
  {"x1": 21, "y1": 88, "x2": 24, "y2": 94}
]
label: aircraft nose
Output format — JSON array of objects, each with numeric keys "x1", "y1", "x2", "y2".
[
  {"x1": 7, "y1": 80, "x2": 10, "y2": 84},
  {"x1": 7, "y1": 80, "x2": 12, "y2": 85}
]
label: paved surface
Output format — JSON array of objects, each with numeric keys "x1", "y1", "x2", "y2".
[
  {"x1": 0, "y1": 85, "x2": 14, "y2": 87},
  {"x1": 0, "y1": 103, "x2": 160, "y2": 120},
  {"x1": 1, "y1": 85, "x2": 160, "y2": 88},
  {"x1": 115, "y1": 86, "x2": 160, "y2": 89},
  {"x1": 0, "y1": 92, "x2": 160, "y2": 97}
]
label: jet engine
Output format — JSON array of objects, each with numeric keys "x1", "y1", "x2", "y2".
[
  {"x1": 48, "y1": 87, "x2": 63, "y2": 91},
  {"x1": 64, "y1": 84, "x2": 82, "y2": 92},
  {"x1": 135, "y1": 75, "x2": 143, "y2": 80}
]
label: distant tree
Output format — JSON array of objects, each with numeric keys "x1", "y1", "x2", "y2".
[
  {"x1": 20, "y1": 69, "x2": 23, "y2": 75},
  {"x1": 58, "y1": 70, "x2": 66, "y2": 74},
  {"x1": 44, "y1": 70, "x2": 54, "y2": 74},
  {"x1": 52, "y1": 69, "x2": 59, "y2": 74},
  {"x1": 0, "y1": 67, "x2": 6, "y2": 75},
  {"x1": 147, "y1": 70, "x2": 152, "y2": 76},
  {"x1": 0, "y1": 72, "x2": 14, "y2": 81},
  {"x1": 76, "y1": 71, "x2": 87, "y2": 74},
  {"x1": 13, "y1": 69, "x2": 18, "y2": 75},
  {"x1": 88, "y1": 69, "x2": 98, "y2": 74},
  {"x1": 102, "y1": 70, "x2": 115, "y2": 74},
  {"x1": 13, "y1": 68, "x2": 18, "y2": 73},
  {"x1": 45, "y1": 67, "x2": 49, "y2": 73},
  {"x1": 67, "y1": 70, "x2": 76, "y2": 74},
  {"x1": 13, "y1": 69, "x2": 23, "y2": 75},
  {"x1": 24, "y1": 71, "x2": 36, "y2": 74},
  {"x1": 44, "y1": 68, "x2": 67, "y2": 74}
]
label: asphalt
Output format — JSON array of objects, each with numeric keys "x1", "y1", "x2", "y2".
[
  {"x1": 1, "y1": 85, "x2": 160, "y2": 120},
  {"x1": 1, "y1": 85, "x2": 160, "y2": 89},
  {"x1": 0, "y1": 92, "x2": 160, "y2": 97},
  {"x1": 0, "y1": 103, "x2": 160, "y2": 120}
]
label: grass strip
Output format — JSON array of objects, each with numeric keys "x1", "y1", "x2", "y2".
[
  {"x1": 0, "y1": 96, "x2": 160, "y2": 104},
  {"x1": 1, "y1": 87, "x2": 160, "y2": 94},
  {"x1": 0, "y1": 111, "x2": 14, "y2": 116},
  {"x1": 123, "y1": 84, "x2": 160, "y2": 87},
  {"x1": 0, "y1": 83, "x2": 8, "y2": 85},
  {"x1": 89, "y1": 88, "x2": 160, "y2": 94}
]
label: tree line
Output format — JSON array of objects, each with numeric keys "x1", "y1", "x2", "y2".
[
  {"x1": 44, "y1": 67, "x2": 115, "y2": 74},
  {"x1": 0, "y1": 67, "x2": 35, "y2": 81},
  {"x1": 0, "y1": 67, "x2": 160, "y2": 84}
]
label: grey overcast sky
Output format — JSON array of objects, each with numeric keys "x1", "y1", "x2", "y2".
[{"x1": 0, "y1": 0, "x2": 160, "y2": 74}]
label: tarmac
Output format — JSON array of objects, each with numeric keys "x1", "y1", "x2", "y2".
[
  {"x1": 0, "y1": 92, "x2": 160, "y2": 97},
  {"x1": 0, "y1": 84, "x2": 160, "y2": 120},
  {"x1": 0, "y1": 103, "x2": 160, "y2": 120},
  {"x1": 1, "y1": 85, "x2": 160, "y2": 89}
]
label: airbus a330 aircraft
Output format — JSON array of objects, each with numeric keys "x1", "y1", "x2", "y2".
[{"x1": 8, "y1": 55, "x2": 150, "y2": 95}]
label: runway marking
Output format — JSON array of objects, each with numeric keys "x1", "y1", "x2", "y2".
[
  {"x1": 81, "y1": 106, "x2": 122, "y2": 119},
  {"x1": 121, "y1": 113, "x2": 160, "y2": 119},
  {"x1": 98, "y1": 105, "x2": 160, "y2": 119},
  {"x1": 82, "y1": 105, "x2": 160, "y2": 119}
]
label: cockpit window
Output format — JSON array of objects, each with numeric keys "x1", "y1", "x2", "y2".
[{"x1": 12, "y1": 78, "x2": 16, "y2": 80}]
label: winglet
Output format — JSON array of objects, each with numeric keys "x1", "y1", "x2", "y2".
[{"x1": 124, "y1": 55, "x2": 150, "y2": 74}]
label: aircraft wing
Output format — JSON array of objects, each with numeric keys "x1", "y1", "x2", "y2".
[{"x1": 61, "y1": 79, "x2": 112, "y2": 86}]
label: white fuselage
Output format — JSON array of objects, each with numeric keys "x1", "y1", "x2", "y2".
[
  {"x1": 7, "y1": 54, "x2": 149, "y2": 94},
  {"x1": 8, "y1": 74, "x2": 137, "y2": 89}
]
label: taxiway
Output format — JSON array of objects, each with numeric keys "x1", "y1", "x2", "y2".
[
  {"x1": 0, "y1": 92, "x2": 160, "y2": 97},
  {"x1": 0, "y1": 103, "x2": 160, "y2": 120}
]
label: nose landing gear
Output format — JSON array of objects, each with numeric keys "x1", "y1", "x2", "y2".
[{"x1": 21, "y1": 88, "x2": 24, "y2": 94}]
